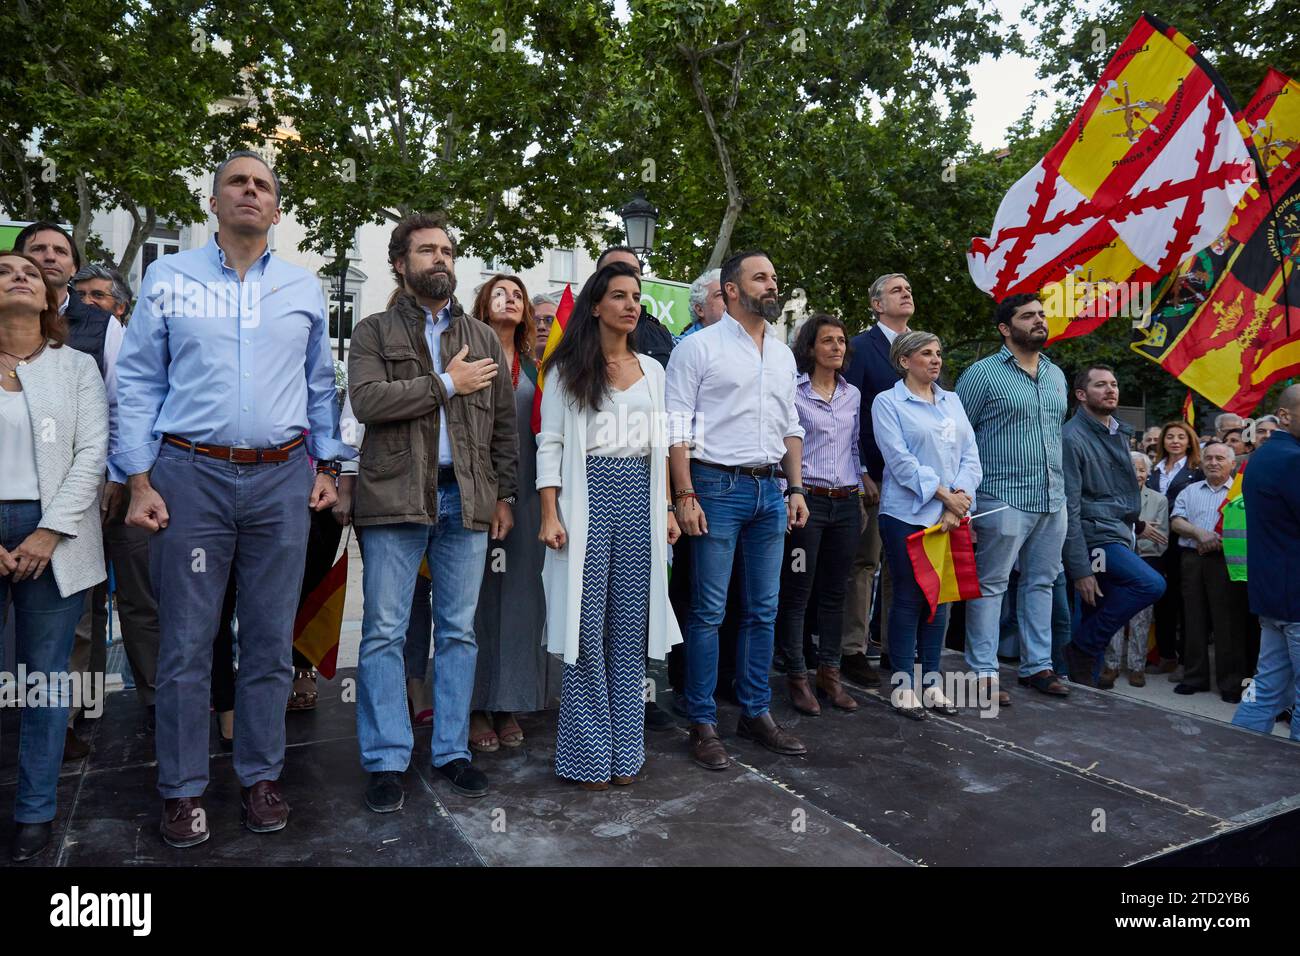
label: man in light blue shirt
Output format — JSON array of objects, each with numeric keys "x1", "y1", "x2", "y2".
[{"x1": 113, "y1": 151, "x2": 352, "y2": 848}]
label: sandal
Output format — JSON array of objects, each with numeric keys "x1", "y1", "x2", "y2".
[
  {"x1": 288, "y1": 668, "x2": 318, "y2": 711},
  {"x1": 469, "y1": 711, "x2": 499, "y2": 753},
  {"x1": 493, "y1": 712, "x2": 524, "y2": 748}
]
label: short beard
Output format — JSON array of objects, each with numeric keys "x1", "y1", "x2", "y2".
[
  {"x1": 738, "y1": 288, "x2": 781, "y2": 322},
  {"x1": 406, "y1": 260, "x2": 456, "y2": 301},
  {"x1": 1008, "y1": 325, "x2": 1046, "y2": 351}
]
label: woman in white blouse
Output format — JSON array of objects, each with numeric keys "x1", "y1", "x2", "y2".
[
  {"x1": 0, "y1": 251, "x2": 107, "y2": 862},
  {"x1": 536, "y1": 262, "x2": 682, "y2": 790}
]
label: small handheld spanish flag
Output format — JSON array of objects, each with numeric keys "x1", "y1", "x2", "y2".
[
  {"x1": 530, "y1": 283, "x2": 574, "y2": 434},
  {"x1": 906, "y1": 517, "x2": 982, "y2": 623},
  {"x1": 292, "y1": 547, "x2": 349, "y2": 680}
]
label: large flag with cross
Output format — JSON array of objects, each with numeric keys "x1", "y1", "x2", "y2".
[{"x1": 967, "y1": 14, "x2": 1259, "y2": 344}]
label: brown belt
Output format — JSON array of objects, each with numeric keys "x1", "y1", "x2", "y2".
[
  {"x1": 805, "y1": 484, "x2": 860, "y2": 499},
  {"x1": 163, "y1": 433, "x2": 305, "y2": 464}
]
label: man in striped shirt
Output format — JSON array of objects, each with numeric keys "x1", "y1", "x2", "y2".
[
  {"x1": 1169, "y1": 441, "x2": 1250, "y2": 700},
  {"x1": 955, "y1": 293, "x2": 1070, "y2": 706}
]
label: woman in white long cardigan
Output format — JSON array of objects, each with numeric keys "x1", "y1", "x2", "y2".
[
  {"x1": 536, "y1": 262, "x2": 682, "y2": 790},
  {"x1": 0, "y1": 252, "x2": 107, "y2": 862}
]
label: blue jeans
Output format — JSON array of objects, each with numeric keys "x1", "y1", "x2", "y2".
[
  {"x1": 879, "y1": 513, "x2": 949, "y2": 690},
  {"x1": 685, "y1": 465, "x2": 785, "y2": 725},
  {"x1": 0, "y1": 501, "x2": 87, "y2": 823},
  {"x1": 965, "y1": 498, "x2": 1066, "y2": 678},
  {"x1": 1069, "y1": 542, "x2": 1166, "y2": 661},
  {"x1": 357, "y1": 483, "x2": 488, "y2": 770},
  {"x1": 1233, "y1": 618, "x2": 1300, "y2": 740},
  {"x1": 999, "y1": 568, "x2": 1073, "y2": 673}
]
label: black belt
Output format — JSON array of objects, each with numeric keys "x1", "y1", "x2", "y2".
[
  {"x1": 694, "y1": 460, "x2": 783, "y2": 480},
  {"x1": 438, "y1": 465, "x2": 457, "y2": 486},
  {"x1": 805, "y1": 484, "x2": 860, "y2": 499}
]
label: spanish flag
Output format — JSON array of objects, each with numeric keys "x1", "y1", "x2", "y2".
[
  {"x1": 530, "y1": 283, "x2": 573, "y2": 434},
  {"x1": 1181, "y1": 389, "x2": 1195, "y2": 428},
  {"x1": 292, "y1": 549, "x2": 348, "y2": 680},
  {"x1": 968, "y1": 14, "x2": 1257, "y2": 344},
  {"x1": 1133, "y1": 69, "x2": 1300, "y2": 414},
  {"x1": 906, "y1": 518, "x2": 982, "y2": 623}
]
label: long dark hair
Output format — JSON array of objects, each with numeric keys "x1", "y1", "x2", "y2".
[{"x1": 543, "y1": 262, "x2": 640, "y2": 412}]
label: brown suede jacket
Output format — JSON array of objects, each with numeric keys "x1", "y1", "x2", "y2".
[{"x1": 347, "y1": 291, "x2": 518, "y2": 530}]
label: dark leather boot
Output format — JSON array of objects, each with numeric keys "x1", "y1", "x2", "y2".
[
  {"x1": 736, "y1": 711, "x2": 807, "y2": 755},
  {"x1": 816, "y1": 665, "x2": 859, "y2": 711},
  {"x1": 689, "y1": 723, "x2": 731, "y2": 770},
  {"x1": 840, "y1": 652, "x2": 882, "y2": 687},
  {"x1": 786, "y1": 674, "x2": 821, "y2": 716}
]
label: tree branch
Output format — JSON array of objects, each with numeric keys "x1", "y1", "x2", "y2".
[{"x1": 677, "y1": 44, "x2": 744, "y2": 270}]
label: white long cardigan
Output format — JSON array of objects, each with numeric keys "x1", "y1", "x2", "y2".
[
  {"x1": 535, "y1": 354, "x2": 683, "y2": 665},
  {"x1": 13, "y1": 343, "x2": 108, "y2": 598}
]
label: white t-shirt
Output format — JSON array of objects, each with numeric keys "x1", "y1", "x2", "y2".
[
  {"x1": 586, "y1": 375, "x2": 654, "y2": 458},
  {"x1": 0, "y1": 388, "x2": 40, "y2": 500}
]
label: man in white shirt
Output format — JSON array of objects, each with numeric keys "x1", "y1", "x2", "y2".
[
  {"x1": 1169, "y1": 441, "x2": 1250, "y2": 700},
  {"x1": 666, "y1": 249, "x2": 811, "y2": 770}
]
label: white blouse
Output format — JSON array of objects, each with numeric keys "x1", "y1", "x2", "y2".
[
  {"x1": 0, "y1": 388, "x2": 40, "y2": 500},
  {"x1": 585, "y1": 375, "x2": 654, "y2": 458}
]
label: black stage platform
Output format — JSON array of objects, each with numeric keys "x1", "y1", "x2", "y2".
[{"x1": 4, "y1": 655, "x2": 1298, "y2": 867}]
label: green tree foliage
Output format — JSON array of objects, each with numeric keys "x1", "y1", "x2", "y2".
[
  {"x1": 243, "y1": 0, "x2": 613, "y2": 265},
  {"x1": 1, "y1": 0, "x2": 261, "y2": 271}
]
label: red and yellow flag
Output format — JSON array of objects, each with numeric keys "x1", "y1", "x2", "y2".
[
  {"x1": 906, "y1": 518, "x2": 982, "y2": 623},
  {"x1": 529, "y1": 283, "x2": 573, "y2": 434},
  {"x1": 968, "y1": 14, "x2": 1257, "y2": 344},
  {"x1": 292, "y1": 549, "x2": 348, "y2": 680},
  {"x1": 1181, "y1": 389, "x2": 1195, "y2": 428},
  {"x1": 1133, "y1": 69, "x2": 1300, "y2": 414}
]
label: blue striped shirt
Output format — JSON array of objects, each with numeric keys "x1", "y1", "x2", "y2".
[
  {"x1": 793, "y1": 373, "x2": 864, "y2": 489},
  {"x1": 954, "y1": 345, "x2": 1067, "y2": 513},
  {"x1": 1170, "y1": 477, "x2": 1231, "y2": 546}
]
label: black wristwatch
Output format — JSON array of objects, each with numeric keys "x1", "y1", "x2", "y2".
[{"x1": 784, "y1": 486, "x2": 807, "y2": 498}]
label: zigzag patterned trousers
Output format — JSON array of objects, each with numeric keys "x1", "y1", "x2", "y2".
[{"x1": 555, "y1": 456, "x2": 652, "y2": 783}]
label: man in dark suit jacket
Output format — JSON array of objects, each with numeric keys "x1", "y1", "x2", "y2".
[{"x1": 839, "y1": 273, "x2": 913, "y2": 685}]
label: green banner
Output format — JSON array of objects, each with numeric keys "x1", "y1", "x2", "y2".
[
  {"x1": 640, "y1": 277, "x2": 693, "y2": 335},
  {"x1": 0, "y1": 222, "x2": 29, "y2": 252}
]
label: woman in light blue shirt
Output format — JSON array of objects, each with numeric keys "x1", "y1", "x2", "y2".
[{"x1": 871, "y1": 331, "x2": 981, "y2": 719}]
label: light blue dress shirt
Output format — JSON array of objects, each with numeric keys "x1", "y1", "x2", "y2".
[
  {"x1": 871, "y1": 379, "x2": 983, "y2": 528},
  {"x1": 421, "y1": 303, "x2": 458, "y2": 467},
  {"x1": 109, "y1": 236, "x2": 354, "y2": 481}
]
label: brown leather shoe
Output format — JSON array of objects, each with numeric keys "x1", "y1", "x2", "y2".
[
  {"x1": 786, "y1": 674, "x2": 821, "y2": 716},
  {"x1": 611, "y1": 775, "x2": 636, "y2": 786},
  {"x1": 736, "y1": 711, "x2": 807, "y2": 755},
  {"x1": 816, "y1": 666, "x2": 859, "y2": 711},
  {"x1": 240, "y1": 780, "x2": 290, "y2": 833},
  {"x1": 1127, "y1": 670, "x2": 1146, "y2": 687},
  {"x1": 1018, "y1": 669, "x2": 1071, "y2": 696},
  {"x1": 977, "y1": 676, "x2": 1011, "y2": 707},
  {"x1": 840, "y1": 652, "x2": 882, "y2": 687},
  {"x1": 688, "y1": 723, "x2": 731, "y2": 771},
  {"x1": 160, "y1": 796, "x2": 210, "y2": 848}
]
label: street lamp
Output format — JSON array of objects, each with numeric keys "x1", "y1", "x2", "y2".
[
  {"x1": 618, "y1": 191, "x2": 659, "y2": 263},
  {"x1": 328, "y1": 248, "x2": 351, "y2": 362}
]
